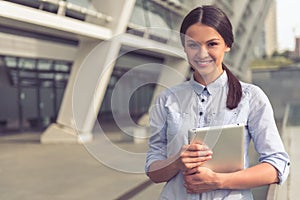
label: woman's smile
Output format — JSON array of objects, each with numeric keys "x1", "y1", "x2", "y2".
[{"x1": 194, "y1": 59, "x2": 215, "y2": 67}]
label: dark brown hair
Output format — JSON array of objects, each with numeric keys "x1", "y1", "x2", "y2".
[{"x1": 180, "y1": 5, "x2": 242, "y2": 110}]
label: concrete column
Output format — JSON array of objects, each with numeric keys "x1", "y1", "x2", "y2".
[
  {"x1": 41, "y1": 0, "x2": 136, "y2": 143},
  {"x1": 89, "y1": 0, "x2": 136, "y2": 35},
  {"x1": 41, "y1": 39, "x2": 123, "y2": 143}
]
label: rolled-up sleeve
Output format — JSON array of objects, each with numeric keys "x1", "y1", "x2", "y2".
[
  {"x1": 248, "y1": 86, "x2": 290, "y2": 184},
  {"x1": 145, "y1": 94, "x2": 168, "y2": 175}
]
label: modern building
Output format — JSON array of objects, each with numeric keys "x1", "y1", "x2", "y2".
[
  {"x1": 0, "y1": 0, "x2": 275, "y2": 142},
  {"x1": 264, "y1": 1, "x2": 278, "y2": 57},
  {"x1": 294, "y1": 37, "x2": 300, "y2": 57},
  {"x1": 253, "y1": 0, "x2": 277, "y2": 58}
]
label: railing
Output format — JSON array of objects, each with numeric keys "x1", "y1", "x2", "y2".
[
  {"x1": 38, "y1": 0, "x2": 112, "y2": 22},
  {"x1": 266, "y1": 184, "x2": 279, "y2": 200},
  {"x1": 4, "y1": 0, "x2": 113, "y2": 23}
]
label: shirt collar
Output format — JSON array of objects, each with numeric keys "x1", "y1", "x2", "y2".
[{"x1": 189, "y1": 71, "x2": 228, "y2": 95}]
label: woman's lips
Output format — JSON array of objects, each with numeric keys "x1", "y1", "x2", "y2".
[{"x1": 195, "y1": 60, "x2": 214, "y2": 66}]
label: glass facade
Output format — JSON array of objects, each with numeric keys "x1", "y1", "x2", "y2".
[
  {"x1": 0, "y1": 56, "x2": 71, "y2": 131},
  {"x1": 98, "y1": 50, "x2": 163, "y2": 122},
  {"x1": 128, "y1": 0, "x2": 185, "y2": 47},
  {"x1": 286, "y1": 104, "x2": 300, "y2": 127}
]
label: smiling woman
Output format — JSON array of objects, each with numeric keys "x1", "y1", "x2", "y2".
[
  {"x1": 145, "y1": 5, "x2": 290, "y2": 200},
  {"x1": 183, "y1": 23, "x2": 230, "y2": 85},
  {"x1": 180, "y1": 6, "x2": 242, "y2": 110}
]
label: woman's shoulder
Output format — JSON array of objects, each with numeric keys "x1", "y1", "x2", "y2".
[
  {"x1": 240, "y1": 81, "x2": 269, "y2": 100},
  {"x1": 158, "y1": 81, "x2": 192, "y2": 97}
]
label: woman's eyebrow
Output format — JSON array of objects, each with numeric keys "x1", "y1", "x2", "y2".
[
  {"x1": 185, "y1": 39, "x2": 197, "y2": 43},
  {"x1": 185, "y1": 38, "x2": 221, "y2": 43},
  {"x1": 206, "y1": 38, "x2": 220, "y2": 42}
]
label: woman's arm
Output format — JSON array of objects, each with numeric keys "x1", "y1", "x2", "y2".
[
  {"x1": 183, "y1": 162, "x2": 278, "y2": 193},
  {"x1": 148, "y1": 143, "x2": 212, "y2": 183},
  {"x1": 218, "y1": 162, "x2": 278, "y2": 189},
  {"x1": 148, "y1": 154, "x2": 181, "y2": 183}
]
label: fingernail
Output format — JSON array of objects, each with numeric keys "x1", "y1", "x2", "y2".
[{"x1": 203, "y1": 145, "x2": 209, "y2": 150}]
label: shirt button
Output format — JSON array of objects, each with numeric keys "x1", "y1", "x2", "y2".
[
  {"x1": 199, "y1": 112, "x2": 203, "y2": 116},
  {"x1": 201, "y1": 99, "x2": 205, "y2": 102}
]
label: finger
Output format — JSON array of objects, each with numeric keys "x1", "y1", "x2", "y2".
[
  {"x1": 181, "y1": 154, "x2": 212, "y2": 163},
  {"x1": 190, "y1": 139, "x2": 204, "y2": 144},
  {"x1": 181, "y1": 150, "x2": 213, "y2": 158},
  {"x1": 181, "y1": 159, "x2": 212, "y2": 170},
  {"x1": 180, "y1": 161, "x2": 202, "y2": 170},
  {"x1": 183, "y1": 168, "x2": 197, "y2": 175},
  {"x1": 184, "y1": 182, "x2": 196, "y2": 194},
  {"x1": 186, "y1": 144, "x2": 210, "y2": 151}
]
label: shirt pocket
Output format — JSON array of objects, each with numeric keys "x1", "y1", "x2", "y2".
[
  {"x1": 166, "y1": 112, "x2": 182, "y2": 134},
  {"x1": 207, "y1": 109, "x2": 240, "y2": 126},
  {"x1": 166, "y1": 112, "x2": 189, "y2": 140}
]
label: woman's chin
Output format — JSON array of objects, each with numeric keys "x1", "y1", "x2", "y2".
[{"x1": 193, "y1": 67, "x2": 213, "y2": 76}]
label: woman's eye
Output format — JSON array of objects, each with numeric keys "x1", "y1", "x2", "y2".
[
  {"x1": 208, "y1": 42, "x2": 218, "y2": 47},
  {"x1": 187, "y1": 43, "x2": 199, "y2": 48}
]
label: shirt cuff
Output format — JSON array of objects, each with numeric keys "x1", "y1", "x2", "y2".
[{"x1": 261, "y1": 157, "x2": 290, "y2": 184}]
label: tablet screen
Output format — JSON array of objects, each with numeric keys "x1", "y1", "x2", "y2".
[{"x1": 188, "y1": 124, "x2": 245, "y2": 173}]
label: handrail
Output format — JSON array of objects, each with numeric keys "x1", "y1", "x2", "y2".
[
  {"x1": 38, "y1": 0, "x2": 113, "y2": 22},
  {"x1": 266, "y1": 184, "x2": 278, "y2": 200}
]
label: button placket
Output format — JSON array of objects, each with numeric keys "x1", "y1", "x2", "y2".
[{"x1": 198, "y1": 93, "x2": 207, "y2": 127}]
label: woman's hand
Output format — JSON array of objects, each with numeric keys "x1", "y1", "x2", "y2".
[
  {"x1": 183, "y1": 167, "x2": 221, "y2": 193},
  {"x1": 176, "y1": 140, "x2": 212, "y2": 171},
  {"x1": 147, "y1": 141, "x2": 211, "y2": 183}
]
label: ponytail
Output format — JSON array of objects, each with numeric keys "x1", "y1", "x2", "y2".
[{"x1": 222, "y1": 63, "x2": 242, "y2": 110}]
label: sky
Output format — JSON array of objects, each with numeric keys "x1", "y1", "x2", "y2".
[{"x1": 276, "y1": 0, "x2": 300, "y2": 52}]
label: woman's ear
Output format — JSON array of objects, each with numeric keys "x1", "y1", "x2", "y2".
[{"x1": 225, "y1": 46, "x2": 231, "y2": 52}]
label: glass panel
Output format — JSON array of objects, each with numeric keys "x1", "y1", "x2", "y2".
[
  {"x1": 39, "y1": 73, "x2": 54, "y2": 79},
  {"x1": 129, "y1": 0, "x2": 184, "y2": 46},
  {"x1": 54, "y1": 62, "x2": 70, "y2": 72},
  {"x1": 130, "y1": 6, "x2": 147, "y2": 27},
  {"x1": 287, "y1": 104, "x2": 300, "y2": 126},
  {"x1": 19, "y1": 71, "x2": 35, "y2": 78},
  {"x1": 19, "y1": 58, "x2": 36, "y2": 70},
  {"x1": 4, "y1": 56, "x2": 17, "y2": 68},
  {"x1": 177, "y1": 0, "x2": 197, "y2": 10},
  {"x1": 38, "y1": 60, "x2": 52, "y2": 70}
]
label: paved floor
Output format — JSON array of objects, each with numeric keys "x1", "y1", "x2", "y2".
[{"x1": 0, "y1": 126, "x2": 164, "y2": 200}]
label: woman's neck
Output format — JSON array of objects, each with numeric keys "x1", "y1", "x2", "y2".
[{"x1": 194, "y1": 69, "x2": 224, "y2": 86}]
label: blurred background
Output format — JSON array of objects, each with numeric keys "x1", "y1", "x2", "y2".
[{"x1": 0, "y1": 0, "x2": 299, "y2": 199}]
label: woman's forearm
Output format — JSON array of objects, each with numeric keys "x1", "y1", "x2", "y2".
[
  {"x1": 218, "y1": 162, "x2": 278, "y2": 190},
  {"x1": 148, "y1": 143, "x2": 212, "y2": 183},
  {"x1": 148, "y1": 155, "x2": 180, "y2": 183}
]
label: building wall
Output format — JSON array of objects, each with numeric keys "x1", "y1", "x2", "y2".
[
  {"x1": 264, "y1": 2, "x2": 278, "y2": 57},
  {"x1": 294, "y1": 37, "x2": 300, "y2": 57},
  {"x1": 252, "y1": 66, "x2": 300, "y2": 130},
  {"x1": 0, "y1": 0, "x2": 275, "y2": 132}
]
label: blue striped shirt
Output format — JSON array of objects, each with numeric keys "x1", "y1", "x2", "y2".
[{"x1": 145, "y1": 71, "x2": 290, "y2": 200}]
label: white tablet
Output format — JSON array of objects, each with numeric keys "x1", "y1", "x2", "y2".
[{"x1": 188, "y1": 124, "x2": 245, "y2": 173}]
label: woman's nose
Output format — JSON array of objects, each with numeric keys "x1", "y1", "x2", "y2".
[{"x1": 196, "y1": 46, "x2": 209, "y2": 58}]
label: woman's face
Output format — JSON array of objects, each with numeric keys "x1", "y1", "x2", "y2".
[{"x1": 184, "y1": 23, "x2": 230, "y2": 85}]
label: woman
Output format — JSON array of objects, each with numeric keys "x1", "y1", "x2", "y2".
[{"x1": 145, "y1": 5, "x2": 290, "y2": 199}]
